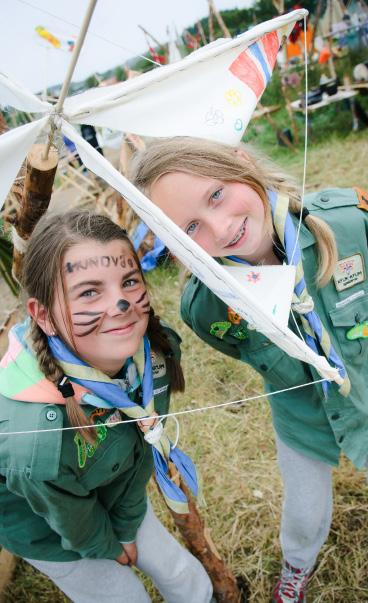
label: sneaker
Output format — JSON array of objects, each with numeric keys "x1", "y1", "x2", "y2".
[{"x1": 272, "y1": 560, "x2": 312, "y2": 603}]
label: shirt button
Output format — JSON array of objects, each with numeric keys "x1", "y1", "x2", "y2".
[
  {"x1": 331, "y1": 413, "x2": 340, "y2": 420},
  {"x1": 338, "y1": 435, "x2": 345, "y2": 443},
  {"x1": 260, "y1": 364, "x2": 268, "y2": 371},
  {"x1": 112, "y1": 463, "x2": 120, "y2": 472},
  {"x1": 46, "y1": 409, "x2": 57, "y2": 421},
  {"x1": 320, "y1": 196, "x2": 329, "y2": 202}
]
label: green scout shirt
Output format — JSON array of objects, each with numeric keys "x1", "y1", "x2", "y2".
[
  {"x1": 0, "y1": 326, "x2": 181, "y2": 561},
  {"x1": 181, "y1": 188, "x2": 368, "y2": 469}
]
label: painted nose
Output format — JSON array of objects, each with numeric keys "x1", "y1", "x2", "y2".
[{"x1": 117, "y1": 299, "x2": 130, "y2": 312}]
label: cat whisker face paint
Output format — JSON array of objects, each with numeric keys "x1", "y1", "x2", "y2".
[{"x1": 53, "y1": 239, "x2": 151, "y2": 375}]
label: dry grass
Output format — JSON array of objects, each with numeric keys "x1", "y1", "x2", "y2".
[{"x1": 3, "y1": 134, "x2": 368, "y2": 602}]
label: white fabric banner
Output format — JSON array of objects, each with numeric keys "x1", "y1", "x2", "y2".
[
  {"x1": 0, "y1": 117, "x2": 48, "y2": 211},
  {"x1": 61, "y1": 119, "x2": 339, "y2": 385},
  {"x1": 63, "y1": 10, "x2": 308, "y2": 145},
  {"x1": 0, "y1": 73, "x2": 51, "y2": 114}
]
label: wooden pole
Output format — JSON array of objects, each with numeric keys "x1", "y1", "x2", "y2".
[
  {"x1": 160, "y1": 467, "x2": 243, "y2": 603},
  {"x1": 44, "y1": 0, "x2": 98, "y2": 160},
  {"x1": 0, "y1": 111, "x2": 8, "y2": 135},
  {"x1": 0, "y1": 549, "x2": 17, "y2": 603},
  {"x1": 309, "y1": 0, "x2": 323, "y2": 62},
  {"x1": 208, "y1": 2, "x2": 215, "y2": 42},
  {"x1": 208, "y1": 0, "x2": 231, "y2": 38},
  {"x1": 197, "y1": 20, "x2": 208, "y2": 45},
  {"x1": 12, "y1": 143, "x2": 58, "y2": 282}
]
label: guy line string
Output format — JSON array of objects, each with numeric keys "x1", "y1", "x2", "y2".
[
  {"x1": 1, "y1": 378, "x2": 327, "y2": 436},
  {"x1": 289, "y1": 15, "x2": 309, "y2": 343}
]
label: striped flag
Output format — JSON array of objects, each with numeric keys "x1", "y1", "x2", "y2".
[{"x1": 229, "y1": 31, "x2": 280, "y2": 99}]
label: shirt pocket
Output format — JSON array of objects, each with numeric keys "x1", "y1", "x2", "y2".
[
  {"x1": 240, "y1": 339, "x2": 312, "y2": 390},
  {"x1": 329, "y1": 294, "x2": 368, "y2": 365}
]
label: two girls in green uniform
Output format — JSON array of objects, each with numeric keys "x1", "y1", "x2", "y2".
[
  {"x1": 131, "y1": 136, "x2": 368, "y2": 603},
  {"x1": 0, "y1": 210, "x2": 213, "y2": 603}
]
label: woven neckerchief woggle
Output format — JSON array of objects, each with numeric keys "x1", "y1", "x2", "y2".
[
  {"x1": 48, "y1": 334, "x2": 198, "y2": 513},
  {"x1": 224, "y1": 190, "x2": 351, "y2": 397}
]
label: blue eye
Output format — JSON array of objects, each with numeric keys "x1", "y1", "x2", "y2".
[
  {"x1": 211, "y1": 188, "x2": 223, "y2": 202},
  {"x1": 186, "y1": 222, "x2": 199, "y2": 237}
]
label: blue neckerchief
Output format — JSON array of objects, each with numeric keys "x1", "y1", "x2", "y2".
[{"x1": 47, "y1": 333, "x2": 198, "y2": 513}]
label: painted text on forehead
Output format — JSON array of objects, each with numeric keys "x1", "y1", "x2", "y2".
[{"x1": 64, "y1": 254, "x2": 135, "y2": 273}]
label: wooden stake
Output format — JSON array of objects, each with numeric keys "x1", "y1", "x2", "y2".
[
  {"x1": 160, "y1": 466, "x2": 242, "y2": 603},
  {"x1": 208, "y1": 0, "x2": 231, "y2": 38},
  {"x1": 0, "y1": 549, "x2": 17, "y2": 603},
  {"x1": 12, "y1": 143, "x2": 58, "y2": 282}
]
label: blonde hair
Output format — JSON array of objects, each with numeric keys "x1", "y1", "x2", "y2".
[
  {"x1": 22, "y1": 210, "x2": 184, "y2": 444},
  {"x1": 130, "y1": 137, "x2": 337, "y2": 286}
]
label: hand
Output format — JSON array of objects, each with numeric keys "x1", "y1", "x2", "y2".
[
  {"x1": 138, "y1": 411, "x2": 158, "y2": 433},
  {"x1": 115, "y1": 542, "x2": 137, "y2": 567}
]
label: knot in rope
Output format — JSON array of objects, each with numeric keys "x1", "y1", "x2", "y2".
[
  {"x1": 143, "y1": 420, "x2": 164, "y2": 445},
  {"x1": 291, "y1": 295, "x2": 314, "y2": 314}
]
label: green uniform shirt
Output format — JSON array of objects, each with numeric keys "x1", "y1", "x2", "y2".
[
  {"x1": 0, "y1": 326, "x2": 180, "y2": 561},
  {"x1": 181, "y1": 188, "x2": 368, "y2": 469}
]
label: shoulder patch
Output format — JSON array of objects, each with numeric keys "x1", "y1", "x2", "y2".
[{"x1": 354, "y1": 186, "x2": 368, "y2": 212}]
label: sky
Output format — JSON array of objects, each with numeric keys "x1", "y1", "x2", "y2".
[{"x1": 1, "y1": 0, "x2": 254, "y2": 93}]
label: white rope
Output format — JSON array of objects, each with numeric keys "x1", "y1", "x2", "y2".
[
  {"x1": 0, "y1": 378, "x2": 327, "y2": 437},
  {"x1": 290, "y1": 15, "x2": 309, "y2": 265},
  {"x1": 11, "y1": 226, "x2": 28, "y2": 254}
]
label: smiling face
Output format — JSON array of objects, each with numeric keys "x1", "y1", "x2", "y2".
[
  {"x1": 52, "y1": 239, "x2": 150, "y2": 375},
  {"x1": 150, "y1": 172, "x2": 274, "y2": 263}
]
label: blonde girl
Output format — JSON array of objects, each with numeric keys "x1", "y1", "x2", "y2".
[{"x1": 131, "y1": 136, "x2": 368, "y2": 603}]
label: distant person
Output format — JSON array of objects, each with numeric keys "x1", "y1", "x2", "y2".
[{"x1": 81, "y1": 124, "x2": 104, "y2": 155}]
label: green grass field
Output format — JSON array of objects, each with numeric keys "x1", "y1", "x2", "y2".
[{"x1": 3, "y1": 129, "x2": 368, "y2": 602}]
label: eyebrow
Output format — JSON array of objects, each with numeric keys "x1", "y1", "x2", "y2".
[
  {"x1": 68, "y1": 269, "x2": 141, "y2": 293},
  {"x1": 69, "y1": 280, "x2": 103, "y2": 293},
  {"x1": 122, "y1": 269, "x2": 141, "y2": 280}
]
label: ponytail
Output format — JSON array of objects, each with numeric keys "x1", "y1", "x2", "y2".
[
  {"x1": 289, "y1": 198, "x2": 338, "y2": 287},
  {"x1": 30, "y1": 321, "x2": 96, "y2": 445},
  {"x1": 147, "y1": 308, "x2": 185, "y2": 393}
]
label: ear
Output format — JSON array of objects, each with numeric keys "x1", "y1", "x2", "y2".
[{"x1": 27, "y1": 298, "x2": 55, "y2": 336}]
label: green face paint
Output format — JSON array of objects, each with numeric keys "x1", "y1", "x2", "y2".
[{"x1": 346, "y1": 321, "x2": 368, "y2": 340}]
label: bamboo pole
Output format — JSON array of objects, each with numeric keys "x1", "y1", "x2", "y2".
[{"x1": 159, "y1": 467, "x2": 243, "y2": 603}]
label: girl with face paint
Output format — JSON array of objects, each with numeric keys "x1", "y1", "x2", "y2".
[{"x1": 0, "y1": 210, "x2": 213, "y2": 603}]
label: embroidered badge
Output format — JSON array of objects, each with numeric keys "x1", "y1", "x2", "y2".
[
  {"x1": 227, "y1": 307, "x2": 241, "y2": 324},
  {"x1": 210, "y1": 321, "x2": 231, "y2": 339},
  {"x1": 354, "y1": 186, "x2": 368, "y2": 212},
  {"x1": 333, "y1": 254, "x2": 365, "y2": 291},
  {"x1": 151, "y1": 350, "x2": 166, "y2": 378},
  {"x1": 230, "y1": 325, "x2": 248, "y2": 340},
  {"x1": 74, "y1": 423, "x2": 107, "y2": 469}
]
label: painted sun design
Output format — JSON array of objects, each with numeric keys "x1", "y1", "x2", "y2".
[
  {"x1": 224, "y1": 88, "x2": 242, "y2": 106},
  {"x1": 247, "y1": 271, "x2": 261, "y2": 284}
]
